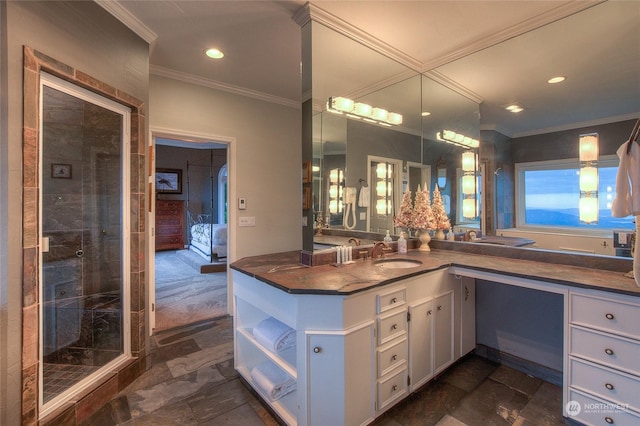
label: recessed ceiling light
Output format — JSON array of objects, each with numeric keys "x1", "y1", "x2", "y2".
[
  {"x1": 205, "y1": 48, "x2": 224, "y2": 59},
  {"x1": 506, "y1": 105, "x2": 524, "y2": 113},
  {"x1": 547, "y1": 76, "x2": 566, "y2": 84}
]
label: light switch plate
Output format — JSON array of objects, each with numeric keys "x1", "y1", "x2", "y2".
[
  {"x1": 238, "y1": 197, "x2": 246, "y2": 210},
  {"x1": 239, "y1": 216, "x2": 255, "y2": 227}
]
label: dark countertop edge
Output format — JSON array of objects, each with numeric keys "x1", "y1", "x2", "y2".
[
  {"x1": 446, "y1": 263, "x2": 638, "y2": 298},
  {"x1": 230, "y1": 263, "x2": 452, "y2": 295},
  {"x1": 231, "y1": 260, "x2": 640, "y2": 298}
]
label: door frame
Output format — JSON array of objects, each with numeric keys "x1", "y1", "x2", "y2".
[{"x1": 148, "y1": 127, "x2": 236, "y2": 334}]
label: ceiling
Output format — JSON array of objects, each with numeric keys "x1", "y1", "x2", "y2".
[{"x1": 105, "y1": 0, "x2": 640, "y2": 138}]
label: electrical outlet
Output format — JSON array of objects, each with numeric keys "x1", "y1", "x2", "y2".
[{"x1": 239, "y1": 216, "x2": 256, "y2": 227}]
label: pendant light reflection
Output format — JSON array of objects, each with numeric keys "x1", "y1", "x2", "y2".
[
  {"x1": 578, "y1": 133, "x2": 599, "y2": 224},
  {"x1": 461, "y1": 150, "x2": 478, "y2": 219},
  {"x1": 376, "y1": 163, "x2": 393, "y2": 215}
]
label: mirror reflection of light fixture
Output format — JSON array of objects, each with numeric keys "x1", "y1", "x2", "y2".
[
  {"x1": 376, "y1": 163, "x2": 393, "y2": 215},
  {"x1": 327, "y1": 96, "x2": 403, "y2": 126},
  {"x1": 328, "y1": 168, "x2": 344, "y2": 214},
  {"x1": 579, "y1": 133, "x2": 599, "y2": 224},
  {"x1": 461, "y1": 150, "x2": 478, "y2": 219},
  {"x1": 437, "y1": 130, "x2": 480, "y2": 149}
]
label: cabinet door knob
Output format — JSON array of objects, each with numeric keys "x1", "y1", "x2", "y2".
[
  {"x1": 391, "y1": 323, "x2": 398, "y2": 330},
  {"x1": 390, "y1": 297, "x2": 397, "y2": 304},
  {"x1": 605, "y1": 416, "x2": 614, "y2": 424},
  {"x1": 605, "y1": 313, "x2": 615, "y2": 320},
  {"x1": 392, "y1": 385, "x2": 398, "y2": 392},
  {"x1": 464, "y1": 285, "x2": 469, "y2": 301},
  {"x1": 437, "y1": 305, "x2": 442, "y2": 311},
  {"x1": 392, "y1": 354, "x2": 398, "y2": 361},
  {"x1": 313, "y1": 346, "x2": 321, "y2": 353},
  {"x1": 605, "y1": 348, "x2": 614, "y2": 356},
  {"x1": 605, "y1": 383, "x2": 615, "y2": 390},
  {"x1": 427, "y1": 310, "x2": 432, "y2": 315}
]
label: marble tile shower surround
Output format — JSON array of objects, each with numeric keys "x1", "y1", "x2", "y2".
[{"x1": 22, "y1": 46, "x2": 147, "y2": 425}]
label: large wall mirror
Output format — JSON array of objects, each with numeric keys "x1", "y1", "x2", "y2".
[{"x1": 302, "y1": 1, "x2": 639, "y2": 258}]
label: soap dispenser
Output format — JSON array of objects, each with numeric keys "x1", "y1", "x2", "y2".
[
  {"x1": 383, "y1": 230, "x2": 393, "y2": 243},
  {"x1": 397, "y1": 232, "x2": 407, "y2": 255}
]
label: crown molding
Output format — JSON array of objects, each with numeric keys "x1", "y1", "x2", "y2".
[
  {"x1": 421, "y1": 0, "x2": 604, "y2": 71},
  {"x1": 424, "y1": 70, "x2": 484, "y2": 105},
  {"x1": 293, "y1": 2, "x2": 422, "y2": 72},
  {"x1": 150, "y1": 65, "x2": 301, "y2": 110},
  {"x1": 94, "y1": 0, "x2": 157, "y2": 44},
  {"x1": 510, "y1": 112, "x2": 640, "y2": 139}
]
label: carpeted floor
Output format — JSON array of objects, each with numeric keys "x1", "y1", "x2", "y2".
[{"x1": 154, "y1": 250, "x2": 228, "y2": 332}]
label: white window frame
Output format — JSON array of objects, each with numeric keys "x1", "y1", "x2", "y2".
[{"x1": 515, "y1": 154, "x2": 624, "y2": 235}]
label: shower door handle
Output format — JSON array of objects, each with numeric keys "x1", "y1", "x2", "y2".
[{"x1": 75, "y1": 249, "x2": 84, "y2": 258}]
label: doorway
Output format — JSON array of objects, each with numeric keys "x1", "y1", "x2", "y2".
[{"x1": 150, "y1": 135, "x2": 231, "y2": 333}]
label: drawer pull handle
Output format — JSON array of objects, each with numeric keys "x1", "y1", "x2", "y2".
[
  {"x1": 427, "y1": 310, "x2": 432, "y2": 316},
  {"x1": 437, "y1": 305, "x2": 442, "y2": 311},
  {"x1": 392, "y1": 354, "x2": 397, "y2": 361},
  {"x1": 390, "y1": 297, "x2": 398, "y2": 304},
  {"x1": 605, "y1": 313, "x2": 615, "y2": 320},
  {"x1": 605, "y1": 416, "x2": 614, "y2": 424},
  {"x1": 605, "y1": 383, "x2": 615, "y2": 390},
  {"x1": 605, "y1": 348, "x2": 614, "y2": 356},
  {"x1": 392, "y1": 385, "x2": 398, "y2": 392},
  {"x1": 392, "y1": 324, "x2": 398, "y2": 330},
  {"x1": 313, "y1": 347, "x2": 321, "y2": 353}
]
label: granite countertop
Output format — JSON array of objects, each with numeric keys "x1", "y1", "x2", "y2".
[{"x1": 231, "y1": 249, "x2": 640, "y2": 297}]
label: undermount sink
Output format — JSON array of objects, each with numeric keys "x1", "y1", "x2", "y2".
[
  {"x1": 474, "y1": 240, "x2": 505, "y2": 245},
  {"x1": 374, "y1": 258, "x2": 423, "y2": 269}
]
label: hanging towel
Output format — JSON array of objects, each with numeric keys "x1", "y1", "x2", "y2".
[
  {"x1": 250, "y1": 361, "x2": 296, "y2": 402},
  {"x1": 358, "y1": 185, "x2": 370, "y2": 208},
  {"x1": 252, "y1": 317, "x2": 296, "y2": 353},
  {"x1": 612, "y1": 140, "x2": 640, "y2": 217}
]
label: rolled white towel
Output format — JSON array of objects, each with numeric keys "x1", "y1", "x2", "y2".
[
  {"x1": 252, "y1": 317, "x2": 296, "y2": 353},
  {"x1": 250, "y1": 362, "x2": 296, "y2": 402}
]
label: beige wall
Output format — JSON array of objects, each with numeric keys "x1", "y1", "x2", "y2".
[
  {"x1": 150, "y1": 75, "x2": 302, "y2": 259},
  {"x1": 1, "y1": 1, "x2": 149, "y2": 424}
]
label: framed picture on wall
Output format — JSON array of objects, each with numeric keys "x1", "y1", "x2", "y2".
[
  {"x1": 51, "y1": 163, "x2": 72, "y2": 179},
  {"x1": 156, "y1": 168, "x2": 182, "y2": 194}
]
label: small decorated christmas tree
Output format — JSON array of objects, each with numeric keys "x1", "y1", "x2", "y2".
[
  {"x1": 431, "y1": 184, "x2": 451, "y2": 234},
  {"x1": 411, "y1": 184, "x2": 435, "y2": 230},
  {"x1": 394, "y1": 188, "x2": 413, "y2": 229}
]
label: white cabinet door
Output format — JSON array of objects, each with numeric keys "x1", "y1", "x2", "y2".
[
  {"x1": 408, "y1": 297, "x2": 433, "y2": 390},
  {"x1": 434, "y1": 291, "x2": 454, "y2": 374},
  {"x1": 460, "y1": 277, "x2": 476, "y2": 357},
  {"x1": 307, "y1": 322, "x2": 375, "y2": 426}
]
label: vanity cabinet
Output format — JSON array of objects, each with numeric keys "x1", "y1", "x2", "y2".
[
  {"x1": 567, "y1": 289, "x2": 640, "y2": 424},
  {"x1": 233, "y1": 266, "x2": 474, "y2": 425}
]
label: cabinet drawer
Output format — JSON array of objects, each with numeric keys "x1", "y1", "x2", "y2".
[
  {"x1": 157, "y1": 224, "x2": 183, "y2": 235},
  {"x1": 570, "y1": 326, "x2": 640, "y2": 376},
  {"x1": 570, "y1": 358, "x2": 640, "y2": 412},
  {"x1": 377, "y1": 366, "x2": 408, "y2": 412},
  {"x1": 156, "y1": 235, "x2": 183, "y2": 246},
  {"x1": 568, "y1": 389, "x2": 640, "y2": 426},
  {"x1": 571, "y1": 293, "x2": 640, "y2": 340},
  {"x1": 157, "y1": 216, "x2": 182, "y2": 226},
  {"x1": 377, "y1": 287, "x2": 406, "y2": 313},
  {"x1": 377, "y1": 310, "x2": 407, "y2": 345},
  {"x1": 377, "y1": 338, "x2": 407, "y2": 378}
]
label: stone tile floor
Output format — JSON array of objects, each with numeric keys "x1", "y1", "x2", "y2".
[{"x1": 88, "y1": 315, "x2": 565, "y2": 425}]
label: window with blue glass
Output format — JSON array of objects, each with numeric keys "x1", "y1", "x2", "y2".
[{"x1": 516, "y1": 157, "x2": 634, "y2": 230}]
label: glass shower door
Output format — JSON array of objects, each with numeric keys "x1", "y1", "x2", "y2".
[{"x1": 40, "y1": 75, "x2": 129, "y2": 405}]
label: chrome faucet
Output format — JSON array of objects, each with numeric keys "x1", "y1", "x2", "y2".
[
  {"x1": 371, "y1": 241, "x2": 390, "y2": 258},
  {"x1": 348, "y1": 237, "x2": 361, "y2": 246}
]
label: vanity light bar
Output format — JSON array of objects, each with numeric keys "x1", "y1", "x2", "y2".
[
  {"x1": 437, "y1": 130, "x2": 480, "y2": 148},
  {"x1": 327, "y1": 97, "x2": 403, "y2": 126}
]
